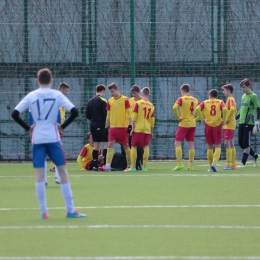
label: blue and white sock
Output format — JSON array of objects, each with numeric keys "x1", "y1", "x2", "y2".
[{"x1": 36, "y1": 182, "x2": 48, "y2": 214}]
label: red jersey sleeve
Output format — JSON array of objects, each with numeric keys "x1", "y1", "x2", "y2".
[
  {"x1": 199, "y1": 101, "x2": 205, "y2": 110},
  {"x1": 106, "y1": 101, "x2": 110, "y2": 111},
  {"x1": 125, "y1": 99, "x2": 130, "y2": 109},
  {"x1": 176, "y1": 97, "x2": 182, "y2": 106},
  {"x1": 220, "y1": 101, "x2": 225, "y2": 110},
  {"x1": 80, "y1": 147, "x2": 87, "y2": 157},
  {"x1": 227, "y1": 99, "x2": 231, "y2": 109},
  {"x1": 133, "y1": 103, "x2": 139, "y2": 113}
]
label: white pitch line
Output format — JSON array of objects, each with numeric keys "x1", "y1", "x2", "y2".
[
  {"x1": 1, "y1": 257, "x2": 260, "y2": 260},
  {"x1": 1, "y1": 224, "x2": 260, "y2": 230},
  {"x1": 2, "y1": 204, "x2": 260, "y2": 211}
]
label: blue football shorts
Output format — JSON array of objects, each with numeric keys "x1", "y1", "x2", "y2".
[{"x1": 32, "y1": 142, "x2": 66, "y2": 168}]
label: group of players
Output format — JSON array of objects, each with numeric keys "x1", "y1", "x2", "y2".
[
  {"x1": 172, "y1": 78, "x2": 260, "y2": 172},
  {"x1": 11, "y1": 67, "x2": 259, "y2": 219},
  {"x1": 84, "y1": 83, "x2": 155, "y2": 173}
]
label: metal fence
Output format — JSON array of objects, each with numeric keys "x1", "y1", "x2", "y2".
[{"x1": 1, "y1": 0, "x2": 260, "y2": 161}]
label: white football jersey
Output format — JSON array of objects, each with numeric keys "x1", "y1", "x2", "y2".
[{"x1": 15, "y1": 87, "x2": 75, "y2": 144}]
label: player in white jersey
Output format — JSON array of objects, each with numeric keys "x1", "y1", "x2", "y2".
[{"x1": 12, "y1": 68, "x2": 86, "y2": 219}]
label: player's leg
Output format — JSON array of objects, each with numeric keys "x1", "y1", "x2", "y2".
[
  {"x1": 33, "y1": 144, "x2": 48, "y2": 219},
  {"x1": 211, "y1": 125, "x2": 222, "y2": 172},
  {"x1": 240, "y1": 124, "x2": 253, "y2": 167},
  {"x1": 205, "y1": 125, "x2": 214, "y2": 171},
  {"x1": 186, "y1": 127, "x2": 196, "y2": 170},
  {"x1": 93, "y1": 142, "x2": 101, "y2": 171},
  {"x1": 127, "y1": 132, "x2": 142, "y2": 171},
  {"x1": 102, "y1": 142, "x2": 108, "y2": 165},
  {"x1": 116, "y1": 128, "x2": 131, "y2": 171},
  {"x1": 187, "y1": 141, "x2": 195, "y2": 170},
  {"x1": 127, "y1": 144, "x2": 137, "y2": 172},
  {"x1": 99, "y1": 128, "x2": 117, "y2": 171},
  {"x1": 173, "y1": 140, "x2": 184, "y2": 171},
  {"x1": 91, "y1": 123, "x2": 102, "y2": 171},
  {"x1": 142, "y1": 145, "x2": 150, "y2": 172},
  {"x1": 223, "y1": 129, "x2": 232, "y2": 170},
  {"x1": 172, "y1": 127, "x2": 185, "y2": 171},
  {"x1": 224, "y1": 139, "x2": 232, "y2": 170},
  {"x1": 207, "y1": 144, "x2": 214, "y2": 172},
  {"x1": 122, "y1": 142, "x2": 131, "y2": 171},
  {"x1": 48, "y1": 142, "x2": 86, "y2": 218},
  {"x1": 136, "y1": 147, "x2": 144, "y2": 170}
]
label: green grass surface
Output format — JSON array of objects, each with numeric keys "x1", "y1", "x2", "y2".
[{"x1": 0, "y1": 160, "x2": 260, "y2": 260}]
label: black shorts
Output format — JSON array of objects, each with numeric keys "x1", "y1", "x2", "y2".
[{"x1": 90, "y1": 121, "x2": 108, "y2": 142}]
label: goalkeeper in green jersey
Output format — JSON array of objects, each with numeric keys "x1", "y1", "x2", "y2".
[{"x1": 236, "y1": 78, "x2": 260, "y2": 167}]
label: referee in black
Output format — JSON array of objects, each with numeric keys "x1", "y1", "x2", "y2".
[{"x1": 86, "y1": 84, "x2": 108, "y2": 171}]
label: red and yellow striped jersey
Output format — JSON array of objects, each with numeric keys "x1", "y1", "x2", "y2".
[
  {"x1": 106, "y1": 95, "x2": 131, "y2": 128},
  {"x1": 173, "y1": 95, "x2": 199, "y2": 128},
  {"x1": 199, "y1": 98, "x2": 225, "y2": 127},
  {"x1": 132, "y1": 99, "x2": 155, "y2": 134},
  {"x1": 222, "y1": 96, "x2": 237, "y2": 130}
]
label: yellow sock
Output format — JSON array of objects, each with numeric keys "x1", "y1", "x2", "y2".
[
  {"x1": 106, "y1": 148, "x2": 114, "y2": 165},
  {"x1": 130, "y1": 147, "x2": 137, "y2": 168},
  {"x1": 207, "y1": 149, "x2": 213, "y2": 167},
  {"x1": 50, "y1": 161, "x2": 55, "y2": 169},
  {"x1": 124, "y1": 147, "x2": 131, "y2": 166},
  {"x1": 226, "y1": 148, "x2": 232, "y2": 166},
  {"x1": 175, "y1": 146, "x2": 182, "y2": 165},
  {"x1": 213, "y1": 147, "x2": 221, "y2": 164},
  {"x1": 231, "y1": 147, "x2": 236, "y2": 167},
  {"x1": 189, "y1": 149, "x2": 195, "y2": 165},
  {"x1": 143, "y1": 147, "x2": 149, "y2": 168}
]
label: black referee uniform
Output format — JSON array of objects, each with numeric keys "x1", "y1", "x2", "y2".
[{"x1": 86, "y1": 94, "x2": 108, "y2": 143}]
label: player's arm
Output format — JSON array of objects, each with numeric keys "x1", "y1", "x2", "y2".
[
  {"x1": 225, "y1": 106, "x2": 235, "y2": 123},
  {"x1": 235, "y1": 111, "x2": 240, "y2": 120},
  {"x1": 102, "y1": 99, "x2": 107, "y2": 120},
  {"x1": 130, "y1": 103, "x2": 139, "y2": 136},
  {"x1": 222, "y1": 107, "x2": 227, "y2": 122},
  {"x1": 12, "y1": 110, "x2": 30, "y2": 131},
  {"x1": 195, "y1": 103, "x2": 204, "y2": 121},
  {"x1": 85, "y1": 102, "x2": 91, "y2": 120},
  {"x1": 105, "y1": 101, "x2": 110, "y2": 129},
  {"x1": 61, "y1": 107, "x2": 78, "y2": 130},
  {"x1": 150, "y1": 110, "x2": 155, "y2": 137},
  {"x1": 172, "y1": 98, "x2": 182, "y2": 121},
  {"x1": 126, "y1": 99, "x2": 132, "y2": 126},
  {"x1": 252, "y1": 95, "x2": 260, "y2": 120}
]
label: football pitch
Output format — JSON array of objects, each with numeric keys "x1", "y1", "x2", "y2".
[{"x1": 1, "y1": 161, "x2": 260, "y2": 260}]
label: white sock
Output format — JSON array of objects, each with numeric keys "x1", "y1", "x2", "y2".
[
  {"x1": 44, "y1": 161, "x2": 47, "y2": 184},
  {"x1": 35, "y1": 182, "x2": 48, "y2": 214},
  {"x1": 60, "y1": 183, "x2": 74, "y2": 213},
  {"x1": 55, "y1": 166, "x2": 60, "y2": 179}
]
